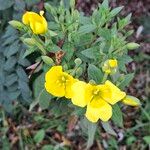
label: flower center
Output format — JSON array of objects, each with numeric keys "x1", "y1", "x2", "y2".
[{"x1": 93, "y1": 89, "x2": 100, "y2": 96}]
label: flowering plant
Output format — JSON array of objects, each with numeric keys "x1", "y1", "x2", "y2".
[{"x1": 10, "y1": 0, "x2": 140, "y2": 146}]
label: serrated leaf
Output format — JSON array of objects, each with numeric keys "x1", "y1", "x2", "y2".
[
  {"x1": 88, "y1": 64, "x2": 103, "y2": 84},
  {"x1": 112, "y1": 104, "x2": 123, "y2": 127}
]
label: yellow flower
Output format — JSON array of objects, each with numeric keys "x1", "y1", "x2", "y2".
[
  {"x1": 71, "y1": 80, "x2": 126, "y2": 123},
  {"x1": 122, "y1": 95, "x2": 141, "y2": 106},
  {"x1": 45, "y1": 66, "x2": 77, "y2": 98},
  {"x1": 22, "y1": 11, "x2": 47, "y2": 34},
  {"x1": 102, "y1": 59, "x2": 118, "y2": 74}
]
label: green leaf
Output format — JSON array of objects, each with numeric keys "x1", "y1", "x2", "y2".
[
  {"x1": 118, "y1": 73, "x2": 134, "y2": 89},
  {"x1": 126, "y1": 136, "x2": 136, "y2": 145},
  {"x1": 112, "y1": 104, "x2": 123, "y2": 127},
  {"x1": 5, "y1": 74, "x2": 18, "y2": 87},
  {"x1": 101, "y1": 0, "x2": 109, "y2": 9},
  {"x1": 33, "y1": 73, "x2": 45, "y2": 98},
  {"x1": 110, "y1": 6, "x2": 123, "y2": 17},
  {"x1": 8, "y1": 90, "x2": 20, "y2": 100},
  {"x1": 38, "y1": 89, "x2": 51, "y2": 110},
  {"x1": 42, "y1": 145, "x2": 53, "y2": 150},
  {"x1": 4, "y1": 56, "x2": 17, "y2": 71},
  {"x1": 34, "y1": 129, "x2": 45, "y2": 143},
  {"x1": 143, "y1": 136, "x2": 150, "y2": 144},
  {"x1": 87, "y1": 120, "x2": 97, "y2": 149},
  {"x1": 101, "y1": 122, "x2": 117, "y2": 136},
  {"x1": 62, "y1": 42, "x2": 74, "y2": 61},
  {"x1": 48, "y1": 30, "x2": 57, "y2": 37},
  {"x1": 81, "y1": 47, "x2": 99, "y2": 59},
  {"x1": 0, "y1": 0, "x2": 14, "y2": 10},
  {"x1": 88, "y1": 64, "x2": 103, "y2": 84},
  {"x1": 6, "y1": 41, "x2": 20, "y2": 58},
  {"x1": 78, "y1": 24, "x2": 96, "y2": 35}
]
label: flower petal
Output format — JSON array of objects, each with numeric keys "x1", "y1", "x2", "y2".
[
  {"x1": 45, "y1": 66, "x2": 65, "y2": 97},
  {"x1": 85, "y1": 98, "x2": 112, "y2": 123},
  {"x1": 104, "y1": 80, "x2": 126, "y2": 105},
  {"x1": 65, "y1": 75, "x2": 78, "y2": 99},
  {"x1": 71, "y1": 81, "x2": 92, "y2": 107}
]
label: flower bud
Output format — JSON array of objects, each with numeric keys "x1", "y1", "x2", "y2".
[
  {"x1": 122, "y1": 95, "x2": 141, "y2": 106},
  {"x1": 23, "y1": 38, "x2": 36, "y2": 46},
  {"x1": 102, "y1": 59, "x2": 118, "y2": 74},
  {"x1": 9, "y1": 20, "x2": 24, "y2": 30},
  {"x1": 74, "y1": 58, "x2": 82, "y2": 66},
  {"x1": 41, "y1": 56, "x2": 54, "y2": 66},
  {"x1": 75, "y1": 67, "x2": 83, "y2": 77},
  {"x1": 126, "y1": 43, "x2": 140, "y2": 50}
]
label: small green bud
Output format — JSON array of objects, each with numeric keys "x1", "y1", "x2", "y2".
[
  {"x1": 9, "y1": 20, "x2": 24, "y2": 30},
  {"x1": 23, "y1": 38, "x2": 36, "y2": 46},
  {"x1": 41, "y1": 56, "x2": 55, "y2": 66},
  {"x1": 74, "y1": 58, "x2": 82, "y2": 66},
  {"x1": 75, "y1": 67, "x2": 83, "y2": 77},
  {"x1": 89, "y1": 80, "x2": 96, "y2": 84},
  {"x1": 63, "y1": 64, "x2": 68, "y2": 70},
  {"x1": 126, "y1": 43, "x2": 140, "y2": 50}
]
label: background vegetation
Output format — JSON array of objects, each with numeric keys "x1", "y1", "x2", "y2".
[{"x1": 0, "y1": 0, "x2": 149, "y2": 149}]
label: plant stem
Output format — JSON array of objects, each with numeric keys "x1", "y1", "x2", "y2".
[{"x1": 102, "y1": 73, "x2": 108, "y2": 83}]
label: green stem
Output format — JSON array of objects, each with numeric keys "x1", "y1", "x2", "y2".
[
  {"x1": 102, "y1": 73, "x2": 108, "y2": 83},
  {"x1": 33, "y1": 35, "x2": 47, "y2": 55}
]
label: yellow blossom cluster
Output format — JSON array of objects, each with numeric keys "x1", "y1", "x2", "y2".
[
  {"x1": 102, "y1": 59, "x2": 118, "y2": 74},
  {"x1": 45, "y1": 66, "x2": 140, "y2": 123}
]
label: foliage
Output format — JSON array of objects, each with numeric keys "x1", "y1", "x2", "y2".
[{"x1": 0, "y1": 0, "x2": 148, "y2": 149}]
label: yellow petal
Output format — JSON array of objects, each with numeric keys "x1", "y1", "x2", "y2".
[
  {"x1": 71, "y1": 81, "x2": 92, "y2": 107},
  {"x1": 45, "y1": 81, "x2": 65, "y2": 97},
  {"x1": 85, "y1": 98, "x2": 112, "y2": 123},
  {"x1": 122, "y1": 95, "x2": 141, "y2": 106},
  {"x1": 64, "y1": 75, "x2": 78, "y2": 99},
  {"x1": 108, "y1": 59, "x2": 118, "y2": 68},
  {"x1": 22, "y1": 11, "x2": 47, "y2": 34},
  {"x1": 45, "y1": 66, "x2": 63, "y2": 82},
  {"x1": 22, "y1": 11, "x2": 41, "y2": 25},
  {"x1": 103, "y1": 80, "x2": 126, "y2": 105},
  {"x1": 45, "y1": 66, "x2": 65, "y2": 97}
]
